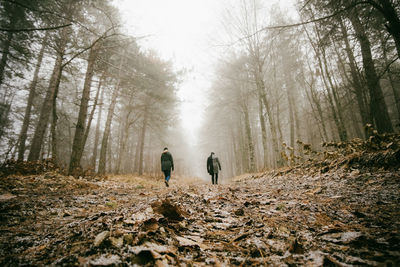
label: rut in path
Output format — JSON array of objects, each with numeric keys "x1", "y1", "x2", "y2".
[{"x1": 0, "y1": 170, "x2": 399, "y2": 266}]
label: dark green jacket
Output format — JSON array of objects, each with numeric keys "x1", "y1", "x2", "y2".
[{"x1": 161, "y1": 151, "x2": 174, "y2": 171}]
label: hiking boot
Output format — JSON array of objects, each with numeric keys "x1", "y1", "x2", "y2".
[{"x1": 165, "y1": 181, "x2": 169, "y2": 187}]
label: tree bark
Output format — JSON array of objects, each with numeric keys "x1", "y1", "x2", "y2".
[
  {"x1": 368, "y1": 0, "x2": 400, "y2": 59},
  {"x1": 304, "y1": 79, "x2": 324, "y2": 141},
  {"x1": 322, "y1": 55, "x2": 348, "y2": 141},
  {"x1": 313, "y1": 23, "x2": 348, "y2": 141},
  {"x1": 28, "y1": 51, "x2": 64, "y2": 161},
  {"x1": 349, "y1": 13, "x2": 394, "y2": 133},
  {"x1": 116, "y1": 93, "x2": 136, "y2": 174},
  {"x1": 258, "y1": 96, "x2": 268, "y2": 168},
  {"x1": 285, "y1": 83, "x2": 296, "y2": 148},
  {"x1": 339, "y1": 19, "x2": 370, "y2": 133},
  {"x1": 50, "y1": 70, "x2": 62, "y2": 161},
  {"x1": 138, "y1": 105, "x2": 149, "y2": 176},
  {"x1": 82, "y1": 77, "x2": 102, "y2": 162},
  {"x1": 255, "y1": 71, "x2": 281, "y2": 166},
  {"x1": 243, "y1": 103, "x2": 256, "y2": 172},
  {"x1": 98, "y1": 82, "x2": 120, "y2": 175},
  {"x1": 91, "y1": 81, "x2": 105, "y2": 170},
  {"x1": 133, "y1": 134, "x2": 141, "y2": 173},
  {"x1": 107, "y1": 136, "x2": 113, "y2": 173},
  {"x1": 69, "y1": 44, "x2": 99, "y2": 174},
  {"x1": 18, "y1": 33, "x2": 48, "y2": 160},
  {"x1": 379, "y1": 29, "x2": 400, "y2": 123},
  {"x1": 0, "y1": 20, "x2": 14, "y2": 88},
  {"x1": 303, "y1": 28, "x2": 329, "y2": 141},
  {"x1": 115, "y1": 118, "x2": 124, "y2": 174},
  {"x1": 238, "y1": 118, "x2": 248, "y2": 172},
  {"x1": 316, "y1": 49, "x2": 345, "y2": 141}
]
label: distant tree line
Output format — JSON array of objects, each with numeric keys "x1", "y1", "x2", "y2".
[
  {"x1": 202, "y1": 0, "x2": 400, "y2": 178},
  {"x1": 0, "y1": 0, "x2": 188, "y2": 176}
]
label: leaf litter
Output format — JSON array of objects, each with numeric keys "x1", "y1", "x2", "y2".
[{"x1": 1, "y1": 152, "x2": 400, "y2": 265}]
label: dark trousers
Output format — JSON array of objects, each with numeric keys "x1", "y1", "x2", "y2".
[
  {"x1": 211, "y1": 173, "x2": 218, "y2": 184},
  {"x1": 163, "y1": 170, "x2": 171, "y2": 181}
]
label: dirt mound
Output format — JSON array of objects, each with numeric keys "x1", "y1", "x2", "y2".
[
  {"x1": 283, "y1": 129, "x2": 400, "y2": 175},
  {"x1": 0, "y1": 159, "x2": 59, "y2": 177}
]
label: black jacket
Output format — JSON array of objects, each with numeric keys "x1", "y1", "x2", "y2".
[{"x1": 161, "y1": 151, "x2": 174, "y2": 171}]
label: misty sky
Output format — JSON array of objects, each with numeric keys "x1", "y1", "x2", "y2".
[{"x1": 114, "y1": 0, "x2": 297, "y2": 144}]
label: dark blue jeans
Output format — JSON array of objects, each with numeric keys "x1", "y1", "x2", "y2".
[
  {"x1": 163, "y1": 170, "x2": 171, "y2": 182},
  {"x1": 211, "y1": 173, "x2": 218, "y2": 184}
]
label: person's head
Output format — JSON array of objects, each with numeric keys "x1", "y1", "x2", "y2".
[
  {"x1": 211, "y1": 152, "x2": 215, "y2": 155},
  {"x1": 163, "y1": 147, "x2": 168, "y2": 152}
]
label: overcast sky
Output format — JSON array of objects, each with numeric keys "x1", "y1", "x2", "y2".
[
  {"x1": 114, "y1": 0, "x2": 297, "y2": 145},
  {"x1": 114, "y1": 0, "x2": 226, "y2": 144}
]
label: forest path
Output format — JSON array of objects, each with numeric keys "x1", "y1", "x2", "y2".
[{"x1": 0, "y1": 169, "x2": 399, "y2": 265}]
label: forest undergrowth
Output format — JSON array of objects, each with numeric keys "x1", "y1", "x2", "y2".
[{"x1": 0, "y1": 130, "x2": 399, "y2": 266}]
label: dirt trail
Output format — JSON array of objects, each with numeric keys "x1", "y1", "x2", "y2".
[{"x1": 0, "y1": 169, "x2": 399, "y2": 266}]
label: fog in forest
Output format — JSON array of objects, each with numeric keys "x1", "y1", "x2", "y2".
[{"x1": 1, "y1": 0, "x2": 399, "y2": 181}]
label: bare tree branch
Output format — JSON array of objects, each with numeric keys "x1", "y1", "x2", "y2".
[
  {"x1": 378, "y1": 56, "x2": 400, "y2": 80},
  {"x1": 235, "y1": 2, "x2": 364, "y2": 43},
  {"x1": 0, "y1": 24, "x2": 72, "y2": 32},
  {"x1": 61, "y1": 27, "x2": 117, "y2": 68}
]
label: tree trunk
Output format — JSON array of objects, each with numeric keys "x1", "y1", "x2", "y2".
[
  {"x1": 316, "y1": 46, "x2": 346, "y2": 141},
  {"x1": 369, "y1": 0, "x2": 400, "y2": 59},
  {"x1": 293, "y1": 95, "x2": 301, "y2": 143},
  {"x1": 107, "y1": 136, "x2": 113, "y2": 173},
  {"x1": 50, "y1": 71, "x2": 62, "y2": 161},
  {"x1": 303, "y1": 59, "x2": 329, "y2": 142},
  {"x1": 238, "y1": 118, "x2": 248, "y2": 172},
  {"x1": 349, "y1": 13, "x2": 394, "y2": 133},
  {"x1": 98, "y1": 83, "x2": 120, "y2": 175},
  {"x1": 0, "y1": 25, "x2": 14, "y2": 139},
  {"x1": 285, "y1": 83, "x2": 295, "y2": 148},
  {"x1": 304, "y1": 82, "x2": 325, "y2": 142},
  {"x1": 18, "y1": 34, "x2": 48, "y2": 160},
  {"x1": 304, "y1": 24, "x2": 344, "y2": 141},
  {"x1": 230, "y1": 128, "x2": 237, "y2": 176},
  {"x1": 138, "y1": 105, "x2": 149, "y2": 176},
  {"x1": 255, "y1": 71, "x2": 281, "y2": 166},
  {"x1": 243, "y1": 103, "x2": 256, "y2": 172},
  {"x1": 115, "y1": 118, "x2": 124, "y2": 174},
  {"x1": 340, "y1": 19, "x2": 370, "y2": 134},
  {"x1": 28, "y1": 52, "x2": 64, "y2": 161},
  {"x1": 335, "y1": 33, "x2": 363, "y2": 138},
  {"x1": 258, "y1": 96, "x2": 268, "y2": 168},
  {"x1": 314, "y1": 23, "x2": 348, "y2": 141},
  {"x1": 379, "y1": 30, "x2": 400, "y2": 123},
  {"x1": 323, "y1": 61, "x2": 348, "y2": 141},
  {"x1": 0, "y1": 24, "x2": 14, "y2": 88},
  {"x1": 116, "y1": 94, "x2": 135, "y2": 174},
  {"x1": 69, "y1": 45, "x2": 99, "y2": 174},
  {"x1": 91, "y1": 82, "x2": 105, "y2": 170},
  {"x1": 134, "y1": 135, "x2": 141, "y2": 173},
  {"x1": 82, "y1": 77, "x2": 102, "y2": 163}
]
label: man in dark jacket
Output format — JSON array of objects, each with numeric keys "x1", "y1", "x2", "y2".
[
  {"x1": 161, "y1": 147, "x2": 174, "y2": 187},
  {"x1": 207, "y1": 152, "x2": 221, "y2": 184}
]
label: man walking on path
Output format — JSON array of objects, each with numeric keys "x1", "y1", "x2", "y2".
[
  {"x1": 207, "y1": 152, "x2": 221, "y2": 184},
  {"x1": 161, "y1": 147, "x2": 174, "y2": 187}
]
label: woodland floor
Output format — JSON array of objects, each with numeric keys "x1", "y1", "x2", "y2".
[{"x1": 0, "y1": 167, "x2": 399, "y2": 266}]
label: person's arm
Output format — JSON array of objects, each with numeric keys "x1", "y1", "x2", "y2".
[
  {"x1": 170, "y1": 153, "x2": 174, "y2": 171},
  {"x1": 217, "y1": 158, "x2": 221, "y2": 170}
]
